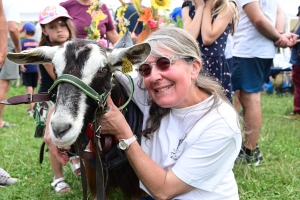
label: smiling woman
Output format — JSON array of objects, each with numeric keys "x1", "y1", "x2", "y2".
[{"x1": 99, "y1": 26, "x2": 242, "y2": 199}]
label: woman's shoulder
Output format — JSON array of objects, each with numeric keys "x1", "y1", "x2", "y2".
[
  {"x1": 60, "y1": 0, "x2": 77, "y2": 8},
  {"x1": 100, "y1": 3, "x2": 109, "y2": 11}
]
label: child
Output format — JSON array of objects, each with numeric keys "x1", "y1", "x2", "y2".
[
  {"x1": 38, "y1": 5, "x2": 80, "y2": 194},
  {"x1": 20, "y1": 22, "x2": 39, "y2": 114},
  {"x1": 182, "y1": 0, "x2": 239, "y2": 102}
]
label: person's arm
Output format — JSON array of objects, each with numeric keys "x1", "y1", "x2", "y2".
[
  {"x1": 182, "y1": 0, "x2": 205, "y2": 39},
  {"x1": 106, "y1": 29, "x2": 120, "y2": 45},
  {"x1": 243, "y1": 1, "x2": 281, "y2": 41},
  {"x1": 275, "y1": 2, "x2": 285, "y2": 34},
  {"x1": 99, "y1": 96, "x2": 194, "y2": 199},
  {"x1": 7, "y1": 21, "x2": 21, "y2": 53},
  {"x1": 43, "y1": 63, "x2": 56, "y2": 80},
  {"x1": 0, "y1": 0, "x2": 7, "y2": 67},
  {"x1": 201, "y1": 0, "x2": 236, "y2": 45}
]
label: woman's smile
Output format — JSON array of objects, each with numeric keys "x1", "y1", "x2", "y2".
[{"x1": 155, "y1": 84, "x2": 174, "y2": 92}]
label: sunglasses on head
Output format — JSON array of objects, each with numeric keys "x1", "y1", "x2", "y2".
[{"x1": 137, "y1": 55, "x2": 192, "y2": 78}]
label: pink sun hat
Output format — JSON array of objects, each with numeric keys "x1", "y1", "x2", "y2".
[{"x1": 39, "y1": 5, "x2": 73, "y2": 25}]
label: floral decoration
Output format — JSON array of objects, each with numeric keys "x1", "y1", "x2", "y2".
[
  {"x1": 85, "y1": 0, "x2": 107, "y2": 41},
  {"x1": 133, "y1": 0, "x2": 172, "y2": 43},
  {"x1": 115, "y1": 0, "x2": 129, "y2": 37}
]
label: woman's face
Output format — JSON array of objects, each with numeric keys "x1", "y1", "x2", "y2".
[
  {"x1": 143, "y1": 49, "x2": 201, "y2": 109},
  {"x1": 42, "y1": 18, "x2": 70, "y2": 45}
]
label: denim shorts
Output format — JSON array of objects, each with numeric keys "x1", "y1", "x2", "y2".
[{"x1": 232, "y1": 57, "x2": 273, "y2": 92}]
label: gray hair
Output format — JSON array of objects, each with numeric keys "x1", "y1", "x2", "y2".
[{"x1": 144, "y1": 27, "x2": 202, "y2": 60}]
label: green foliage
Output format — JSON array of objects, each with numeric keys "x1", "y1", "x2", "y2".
[{"x1": 0, "y1": 84, "x2": 299, "y2": 199}]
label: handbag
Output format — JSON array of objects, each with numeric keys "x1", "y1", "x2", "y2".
[{"x1": 32, "y1": 101, "x2": 54, "y2": 138}]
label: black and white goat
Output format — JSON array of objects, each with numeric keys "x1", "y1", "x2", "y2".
[{"x1": 7, "y1": 39, "x2": 151, "y2": 199}]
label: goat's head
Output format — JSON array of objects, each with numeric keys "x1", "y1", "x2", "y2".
[{"x1": 7, "y1": 39, "x2": 150, "y2": 147}]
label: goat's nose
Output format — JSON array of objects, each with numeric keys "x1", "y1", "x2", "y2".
[{"x1": 51, "y1": 122, "x2": 72, "y2": 138}]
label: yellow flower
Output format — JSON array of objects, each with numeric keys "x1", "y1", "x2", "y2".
[
  {"x1": 116, "y1": 5, "x2": 127, "y2": 18},
  {"x1": 93, "y1": 11, "x2": 107, "y2": 21},
  {"x1": 133, "y1": 0, "x2": 141, "y2": 14},
  {"x1": 151, "y1": 0, "x2": 171, "y2": 11}
]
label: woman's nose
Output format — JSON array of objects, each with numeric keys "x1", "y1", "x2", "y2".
[{"x1": 148, "y1": 65, "x2": 163, "y2": 82}]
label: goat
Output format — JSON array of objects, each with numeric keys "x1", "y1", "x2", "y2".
[{"x1": 7, "y1": 39, "x2": 151, "y2": 199}]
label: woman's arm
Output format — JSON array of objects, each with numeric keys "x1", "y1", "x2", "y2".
[
  {"x1": 201, "y1": 0, "x2": 236, "y2": 45},
  {"x1": 182, "y1": 0, "x2": 205, "y2": 39},
  {"x1": 106, "y1": 29, "x2": 120, "y2": 45},
  {"x1": 100, "y1": 96, "x2": 194, "y2": 199},
  {"x1": 43, "y1": 63, "x2": 56, "y2": 80}
]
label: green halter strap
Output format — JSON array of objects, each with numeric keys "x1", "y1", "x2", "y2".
[{"x1": 48, "y1": 73, "x2": 134, "y2": 110}]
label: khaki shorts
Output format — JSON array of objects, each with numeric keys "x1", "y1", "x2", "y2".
[{"x1": 0, "y1": 38, "x2": 19, "y2": 80}]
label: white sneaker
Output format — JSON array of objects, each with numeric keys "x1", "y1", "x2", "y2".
[{"x1": 0, "y1": 168, "x2": 19, "y2": 185}]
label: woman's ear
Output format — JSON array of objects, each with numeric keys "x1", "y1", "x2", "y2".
[{"x1": 191, "y1": 59, "x2": 202, "y2": 78}]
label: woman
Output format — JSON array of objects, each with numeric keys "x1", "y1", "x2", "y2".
[
  {"x1": 60, "y1": 0, "x2": 119, "y2": 43},
  {"x1": 100, "y1": 27, "x2": 242, "y2": 199}
]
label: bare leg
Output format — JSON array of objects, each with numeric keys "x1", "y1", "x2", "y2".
[
  {"x1": 233, "y1": 90, "x2": 242, "y2": 113},
  {"x1": 239, "y1": 90, "x2": 262, "y2": 150},
  {"x1": 25, "y1": 86, "x2": 35, "y2": 111},
  {"x1": 0, "y1": 79, "x2": 10, "y2": 127},
  {"x1": 49, "y1": 153, "x2": 72, "y2": 193}
]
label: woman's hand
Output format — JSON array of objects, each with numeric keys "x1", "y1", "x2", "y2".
[
  {"x1": 44, "y1": 128, "x2": 70, "y2": 165},
  {"x1": 194, "y1": 0, "x2": 206, "y2": 8},
  {"x1": 203, "y1": 0, "x2": 214, "y2": 9},
  {"x1": 99, "y1": 95, "x2": 133, "y2": 139}
]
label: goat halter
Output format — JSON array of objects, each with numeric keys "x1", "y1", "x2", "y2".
[{"x1": 48, "y1": 73, "x2": 134, "y2": 111}]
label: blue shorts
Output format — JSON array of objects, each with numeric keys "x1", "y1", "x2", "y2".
[{"x1": 232, "y1": 57, "x2": 273, "y2": 92}]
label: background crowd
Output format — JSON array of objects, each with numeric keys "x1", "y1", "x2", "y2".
[{"x1": 0, "y1": 0, "x2": 299, "y2": 199}]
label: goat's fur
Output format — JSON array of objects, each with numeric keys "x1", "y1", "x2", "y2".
[{"x1": 7, "y1": 39, "x2": 151, "y2": 199}]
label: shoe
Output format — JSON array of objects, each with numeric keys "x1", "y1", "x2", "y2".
[
  {"x1": 283, "y1": 113, "x2": 300, "y2": 120},
  {"x1": 235, "y1": 145, "x2": 263, "y2": 166},
  {"x1": 0, "y1": 168, "x2": 19, "y2": 186},
  {"x1": 51, "y1": 177, "x2": 71, "y2": 193}
]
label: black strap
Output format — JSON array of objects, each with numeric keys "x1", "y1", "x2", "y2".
[
  {"x1": 39, "y1": 142, "x2": 46, "y2": 164},
  {"x1": 94, "y1": 106, "x2": 106, "y2": 200},
  {"x1": 80, "y1": 158, "x2": 88, "y2": 200}
]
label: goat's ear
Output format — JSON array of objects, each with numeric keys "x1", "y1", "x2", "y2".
[
  {"x1": 107, "y1": 43, "x2": 151, "y2": 73},
  {"x1": 7, "y1": 46, "x2": 60, "y2": 64}
]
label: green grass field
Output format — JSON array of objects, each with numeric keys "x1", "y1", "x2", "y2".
[{"x1": 0, "y1": 83, "x2": 299, "y2": 200}]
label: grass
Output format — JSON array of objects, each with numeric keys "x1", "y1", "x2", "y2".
[{"x1": 0, "y1": 83, "x2": 299, "y2": 200}]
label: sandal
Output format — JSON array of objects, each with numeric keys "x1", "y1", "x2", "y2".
[
  {"x1": 51, "y1": 177, "x2": 71, "y2": 193},
  {"x1": 69, "y1": 156, "x2": 81, "y2": 176}
]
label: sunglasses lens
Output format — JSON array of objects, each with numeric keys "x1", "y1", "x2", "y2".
[
  {"x1": 139, "y1": 64, "x2": 152, "y2": 77},
  {"x1": 157, "y1": 57, "x2": 171, "y2": 71}
]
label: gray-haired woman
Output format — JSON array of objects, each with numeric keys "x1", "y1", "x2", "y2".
[{"x1": 100, "y1": 27, "x2": 242, "y2": 199}]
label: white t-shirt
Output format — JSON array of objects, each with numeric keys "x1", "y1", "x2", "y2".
[
  {"x1": 3, "y1": 0, "x2": 20, "y2": 38},
  {"x1": 232, "y1": 0, "x2": 277, "y2": 58},
  {"x1": 116, "y1": 72, "x2": 242, "y2": 199},
  {"x1": 225, "y1": 34, "x2": 233, "y2": 59}
]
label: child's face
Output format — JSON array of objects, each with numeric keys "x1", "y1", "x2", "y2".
[{"x1": 42, "y1": 18, "x2": 70, "y2": 45}]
